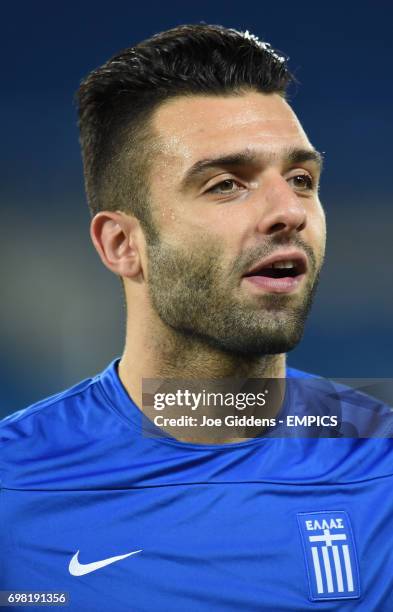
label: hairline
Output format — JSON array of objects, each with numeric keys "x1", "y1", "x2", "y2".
[{"x1": 122, "y1": 87, "x2": 289, "y2": 222}]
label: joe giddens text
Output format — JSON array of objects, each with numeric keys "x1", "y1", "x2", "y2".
[{"x1": 153, "y1": 415, "x2": 339, "y2": 428}]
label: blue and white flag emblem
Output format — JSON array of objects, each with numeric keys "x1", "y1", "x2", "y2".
[{"x1": 297, "y1": 511, "x2": 360, "y2": 601}]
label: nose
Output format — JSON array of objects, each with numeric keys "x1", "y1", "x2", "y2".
[{"x1": 256, "y1": 174, "x2": 307, "y2": 236}]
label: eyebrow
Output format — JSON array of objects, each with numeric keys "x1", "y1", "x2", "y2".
[{"x1": 179, "y1": 147, "x2": 324, "y2": 191}]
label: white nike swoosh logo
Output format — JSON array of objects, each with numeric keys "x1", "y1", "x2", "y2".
[{"x1": 69, "y1": 549, "x2": 143, "y2": 576}]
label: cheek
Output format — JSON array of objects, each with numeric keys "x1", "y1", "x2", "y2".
[
  {"x1": 309, "y1": 205, "x2": 327, "y2": 262},
  {"x1": 192, "y1": 203, "x2": 253, "y2": 247},
  {"x1": 171, "y1": 206, "x2": 244, "y2": 246}
]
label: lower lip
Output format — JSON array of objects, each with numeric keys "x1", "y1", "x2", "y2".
[{"x1": 242, "y1": 273, "x2": 305, "y2": 294}]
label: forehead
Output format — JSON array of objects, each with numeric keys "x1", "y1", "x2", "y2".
[{"x1": 150, "y1": 91, "x2": 312, "y2": 168}]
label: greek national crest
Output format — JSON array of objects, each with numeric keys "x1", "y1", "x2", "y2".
[{"x1": 297, "y1": 511, "x2": 360, "y2": 601}]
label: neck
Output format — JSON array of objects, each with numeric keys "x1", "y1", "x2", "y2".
[{"x1": 117, "y1": 315, "x2": 286, "y2": 444}]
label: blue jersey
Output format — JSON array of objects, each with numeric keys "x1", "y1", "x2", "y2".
[{"x1": 1, "y1": 358, "x2": 392, "y2": 611}]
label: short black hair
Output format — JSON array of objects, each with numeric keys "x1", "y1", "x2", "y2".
[{"x1": 76, "y1": 23, "x2": 293, "y2": 241}]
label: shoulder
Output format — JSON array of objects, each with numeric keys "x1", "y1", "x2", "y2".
[
  {"x1": 0, "y1": 360, "x2": 124, "y2": 488},
  {"x1": 0, "y1": 358, "x2": 124, "y2": 438},
  {"x1": 286, "y1": 366, "x2": 319, "y2": 379},
  {"x1": 0, "y1": 373, "x2": 100, "y2": 440},
  {"x1": 286, "y1": 365, "x2": 393, "y2": 437}
]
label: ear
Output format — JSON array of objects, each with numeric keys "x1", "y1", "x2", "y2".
[{"x1": 90, "y1": 211, "x2": 143, "y2": 279}]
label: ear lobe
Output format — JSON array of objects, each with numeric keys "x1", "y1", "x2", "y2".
[{"x1": 90, "y1": 211, "x2": 142, "y2": 278}]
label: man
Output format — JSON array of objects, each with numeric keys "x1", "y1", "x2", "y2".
[{"x1": 1, "y1": 24, "x2": 392, "y2": 611}]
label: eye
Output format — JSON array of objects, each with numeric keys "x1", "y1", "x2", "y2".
[
  {"x1": 206, "y1": 179, "x2": 246, "y2": 195},
  {"x1": 287, "y1": 173, "x2": 314, "y2": 191}
]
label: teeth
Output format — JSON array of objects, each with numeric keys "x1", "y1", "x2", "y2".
[{"x1": 271, "y1": 260, "x2": 296, "y2": 269}]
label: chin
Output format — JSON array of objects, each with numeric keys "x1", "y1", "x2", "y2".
[{"x1": 198, "y1": 327, "x2": 305, "y2": 357}]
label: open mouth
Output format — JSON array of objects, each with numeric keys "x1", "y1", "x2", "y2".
[
  {"x1": 246, "y1": 266, "x2": 299, "y2": 279},
  {"x1": 243, "y1": 259, "x2": 306, "y2": 279},
  {"x1": 242, "y1": 254, "x2": 308, "y2": 293}
]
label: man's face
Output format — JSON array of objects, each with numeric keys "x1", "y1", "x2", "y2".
[{"x1": 143, "y1": 91, "x2": 326, "y2": 355}]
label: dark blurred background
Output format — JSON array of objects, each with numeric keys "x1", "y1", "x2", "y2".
[{"x1": 1, "y1": 0, "x2": 392, "y2": 418}]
